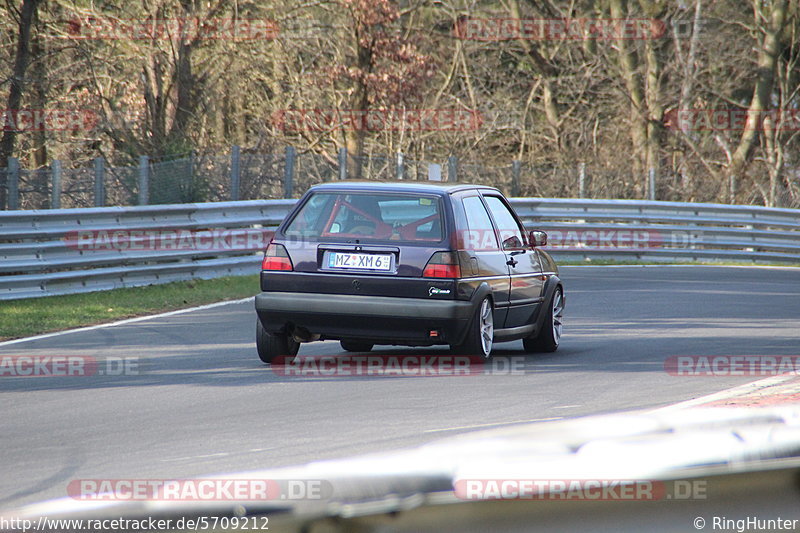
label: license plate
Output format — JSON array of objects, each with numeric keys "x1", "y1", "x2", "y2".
[{"x1": 328, "y1": 252, "x2": 392, "y2": 271}]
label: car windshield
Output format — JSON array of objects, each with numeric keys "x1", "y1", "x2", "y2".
[{"x1": 284, "y1": 192, "x2": 444, "y2": 242}]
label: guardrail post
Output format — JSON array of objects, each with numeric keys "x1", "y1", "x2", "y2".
[
  {"x1": 230, "y1": 145, "x2": 240, "y2": 201},
  {"x1": 93, "y1": 157, "x2": 105, "y2": 207},
  {"x1": 396, "y1": 151, "x2": 404, "y2": 180},
  {"x1": 447, "y1": 155, "x2": 458, "y2": 182},
  {"x1": 648, "y1": 167, "x2": 656, "y2": 201},
  {"x1": 578, "y1": 162, "x2": 586, "y2": 199},
  {"x1": 427, "y1": 163, "x2": 442, "y2": 181},
  {"x1": 138, "y1": 155, "x2": 149, "y2": 205},
  {"x1": 511, "y1": 160, "x2": 521, "y2": 196},
  {"x1": 338, "y1": 147, "x2": 347, "y2": 180},
  {"x1": 51, "y1": 160, "x2": 62, "y2": 209},
  {"x1": 7, "y1": 157, "x2": 19, "y2": 210},
  {"x1": 284, "y1": 145, "x2": 295, "y2": 198}
]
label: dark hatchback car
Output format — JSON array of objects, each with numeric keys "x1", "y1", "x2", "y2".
[{"x1": 255, "y1": 182, "x2": 563, "y2": 362}]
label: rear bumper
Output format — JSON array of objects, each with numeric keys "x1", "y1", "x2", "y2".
[{"x1": 255, "y1": 292, "x2": 475, "y2": 344}]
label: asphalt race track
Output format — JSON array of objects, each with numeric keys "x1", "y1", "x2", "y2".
[{"x1": 2, "y1": 266, "x2": 799, "y2": 510}]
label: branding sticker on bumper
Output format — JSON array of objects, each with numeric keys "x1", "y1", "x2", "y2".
[{"x1": 429, "y1": 287, "x2": 451, "y2": 296}]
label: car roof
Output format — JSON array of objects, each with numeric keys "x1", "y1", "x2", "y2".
[{"x1": 307, "y1": 181, "x2": 501, "y2": 196}]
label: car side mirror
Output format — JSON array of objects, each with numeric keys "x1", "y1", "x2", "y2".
[
  {"x1": 529, "y1": 230, "x2": 547, "y2": 247},
  {"x1": 502, "y1": 235, "x2": 523, "y2": 250}
]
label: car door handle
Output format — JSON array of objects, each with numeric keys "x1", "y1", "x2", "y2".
[{"x1": 506, "y1": 258, "x2": 518, "y2": 267}]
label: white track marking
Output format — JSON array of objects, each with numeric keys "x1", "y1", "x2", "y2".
[
  {"x1": 424, "y1": 417, "x2": 563, "y2": 433},
  {"x1": 654, "y1": 373, "x2": 799, "y2": 411}
]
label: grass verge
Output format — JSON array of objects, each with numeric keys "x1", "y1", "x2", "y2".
[{"x1": 0, "y1": 275, "x2": 260, "y2": 342}]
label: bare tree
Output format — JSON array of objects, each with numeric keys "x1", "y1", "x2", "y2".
[
  {"x1": 727, "y1": 0, "x2": 789, "y2": 202},
  {"x1": 0, "y1": 0, "x2": 40, "y2": 209}
]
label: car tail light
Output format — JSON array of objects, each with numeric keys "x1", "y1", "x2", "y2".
[
  {"x1": 262, "y1": 243, "x2": 293, "y2": 271},
  {"x1": 423, "y1": 252, "x2": 461, "y2": 278}
]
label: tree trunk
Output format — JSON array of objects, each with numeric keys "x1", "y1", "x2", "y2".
[
  {"x1": 609, "y1": 0, "x2": 649, "y2": 197},
  {"x1": 344, "y1": 86, "x2": 368, "y2": 180},
  {"x1": 0, "y1": 0, "x2": 40, "y2": 209},
  {"x1": 643, "y1": 20, "x2": 663, "y2": 200},
  {"x1": 31, "y1": 32, "x2": 47, "y2": 169},
  {"x1": 142, "y1": 57, "x2": 167, "y2": 153},
  {"x1": 169, "y1": 40, "x2": 194, "y2": 146},
  {"x1": 727, "y1": 0, "x2": 788, "y2": 203},
  {"x1": 676, "y1": 0, "x2": 704, "y2": 193},
  {"x1": 344, "y1": 22, "x2": 372, "y2": 180}
]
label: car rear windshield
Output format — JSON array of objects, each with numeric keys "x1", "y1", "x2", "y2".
[{"x1": 284, "y1": 192, "x2": 444, "y2": 243}]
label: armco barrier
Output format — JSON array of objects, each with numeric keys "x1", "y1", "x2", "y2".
[{"x1": 1, "y1": 198, "x2": 798, "y2": 300}]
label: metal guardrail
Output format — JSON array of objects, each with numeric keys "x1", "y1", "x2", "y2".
[
  {"x1": 513, "y1": 198, "x2": 800, "y2": 263},
  {"x1": 1, "y1": 198, "x2": 799, "y2": 300},
  {"x1": 0, "y1": 201, "x2": 294, "y2": 300}
]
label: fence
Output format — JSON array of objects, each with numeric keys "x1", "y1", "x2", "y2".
[
  {"x1": 1, "y1": 150, "x2": 293, "y2": 210},
  {"x1": 7, "y1": 146, "x2": 798, "y2": 211},
  {"x1": 0, "y1": 149, "x2": 488, "y2": 210},
  {"x1": 1, "y1": 198, "x2": 799, "y2": 300}
]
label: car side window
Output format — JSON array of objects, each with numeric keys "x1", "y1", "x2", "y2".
[
  {"x1": 483, "y1": 195, "x2": 525, "y2": 250},
  {"x1": 462, "y1": 195, "x2": 499, "y2": 250}
]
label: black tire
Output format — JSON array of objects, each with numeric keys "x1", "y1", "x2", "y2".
[
  {"x1": 523, "y1": 287, "x2": 563, "y2": 353},
  {"x1": 451, "y1": 297, "x2": 494, "y2": 359},
  {"x1": 256, "y1": 318, "x2": 299, "y2": 364},
  {"x1": 340, "y1": 340, "x2": 374, "y2": 352}
]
